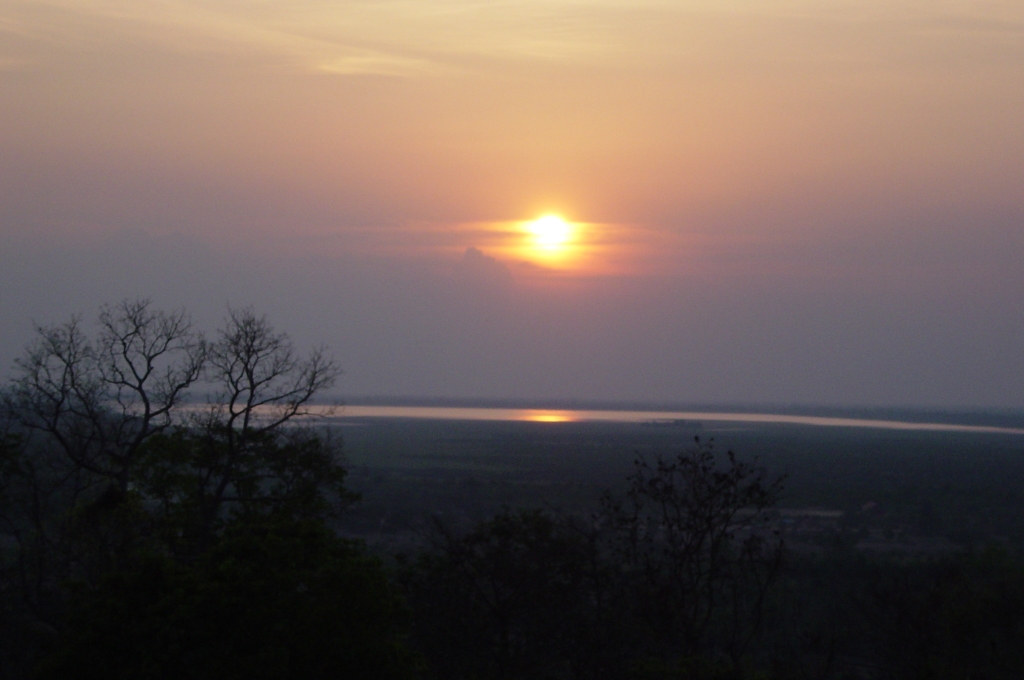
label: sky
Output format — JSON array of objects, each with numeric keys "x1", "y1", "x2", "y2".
[{"x1": 1, "y1": 0, "x2": 1023, "y2": 408}]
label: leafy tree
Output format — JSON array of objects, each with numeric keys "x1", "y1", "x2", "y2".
[
  {"x1": 407, "y1": 440, "x2": 785, "y2": 680},
  {"x1": 864, "y1": 548, "x2": 1024, "y2": 679},
  {"x1": 599, "y1": 438, "x2": 785, "y2": 673},
  {"x1": 38, "y1": 519, "x2": 413, "y2": 680},
  {"x1": 137, "y1": 426, "x2": 355, "y2": 556},
  {"x1": 405, "y1": 508, "x2": 625, "y2": 680}
]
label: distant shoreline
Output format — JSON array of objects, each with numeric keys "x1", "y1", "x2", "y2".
[
  {"x1": 321, "y1": 404, "x2": 1024, "y2": 435},
  {"x1": 316, "y1": 396, "x2": 1024, "y2": 429}
]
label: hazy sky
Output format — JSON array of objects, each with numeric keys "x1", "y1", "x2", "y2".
[{"x1": 2, "y1": 0, "x2": 1023, "y2": 408}]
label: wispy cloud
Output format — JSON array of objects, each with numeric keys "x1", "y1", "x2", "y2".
[
  {"x1": 0, "y1": 0, "x2": 625, "y2": 76},
  {"x1": 4, "y1": 0, "x2": 1022, "y2": 78}
]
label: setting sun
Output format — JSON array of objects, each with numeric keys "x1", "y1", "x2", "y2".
[{"x1": 527, "y1": 215, "x2": 573, "y2": 250}]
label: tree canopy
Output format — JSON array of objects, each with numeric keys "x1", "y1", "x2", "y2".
[{"x1": 0, "y1": 300, "x2": 411, "y2": 680}]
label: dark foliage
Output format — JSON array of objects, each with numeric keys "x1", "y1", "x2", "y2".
[
  {"x1": 601, "y1": 438, "x2": 785, "y2": 666},
  {"x1": 137, "y1": 427, "x2": 356, "y2": 557},
  {"x1": 37, "y1": 520, "x2": 412, "y2": 680},
  {"x1": 862, "y1": 549, "x2": 1024, "y2": 680},
  {"x1": 404, "y1": 439, "x2": 786, "y2": 680},
  {"x1": 404, "y1": 508, "x2": 627, "y2": 680}
]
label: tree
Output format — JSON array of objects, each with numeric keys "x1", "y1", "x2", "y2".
[
  {"x1": 0, "y1": 301, "x2": 205, "y2": 656},
  {"x1": 601, "y1": 437, "x2": 785, "y2": 672},
  {"x1": 37, "y1": 520, "x2": 414, "y2": 680},
  {"x1": 404, "y1": 508, "x2": 623, "y2": 680},
  {"x1": 137, "y1": 425, "x2": 355, "y2": 557},
  {"x1": 0, "y1": 301, "x2": 406, "y2": 680},
  {"x1": 190, "y1": 307, "x2": 341, "y2": 542},
  {"x1": 406, "y1": 441, "x2": 785, "y2": 680},
  {"x1": 0, "y1": 302, "x2": 344, "y2": 564},
  {"x1": 5, "y1": 300, "x2": 204, "y2": 495},
  {"x1": 863, "y1": 548, "x2": 1024, "y2": 679}
]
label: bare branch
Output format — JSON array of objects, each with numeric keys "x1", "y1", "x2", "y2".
[
  {"x1": 207, "y1": 307, "x2": 339, "y2": 437},
  {"x1": 5, "y1": 299, "x2": 206, "y2": 491}
]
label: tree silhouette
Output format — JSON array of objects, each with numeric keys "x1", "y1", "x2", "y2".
[
  {"x1": 0, "y1": 301, "x2": 410, "y2": 680},
  {"x1": 601, "y1": 437, "x2": 785, "y2": 668}
]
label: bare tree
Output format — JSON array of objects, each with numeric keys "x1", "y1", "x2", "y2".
[
  {"x1": 206, "y1": 306, "x2": 338, "y2": 439},
  {"x1": 2, "y1": 299, "x2": 344, "y2": 537},
  {"x1": 1, "y1": 301, "x2": 347, "y2": 602},
  {"x1": 5, "y1": 299, "x2": 205, "y2": 494},
  {"x1": 0, "y1": 300, "x2": 205, "y2": 643},
  {"x1": 176, "y1": 308, "x2": 343, "y2": 542}
]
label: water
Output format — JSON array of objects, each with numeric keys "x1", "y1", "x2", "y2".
[{"x1": 316, "y1": 405, "x2": 1024, "y2": 435}]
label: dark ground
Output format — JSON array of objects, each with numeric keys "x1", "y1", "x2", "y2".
[{"x1": 332, "y1": 416, "x2": 1024, "y2": 557}]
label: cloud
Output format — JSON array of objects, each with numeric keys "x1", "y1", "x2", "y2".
[
  {"x1": 452, "y1": 247, "x2": 514, "y2": 288},
  {"x1": 0, "y1": 0, "x2": 624, "y2": 76},
  {"x1": 314, "y1": 52, "x2": 442, "y2": 78}
]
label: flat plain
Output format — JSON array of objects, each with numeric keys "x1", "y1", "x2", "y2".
[{"x1": 333, "y1": 415, "x2": 1024, "y2": 555}]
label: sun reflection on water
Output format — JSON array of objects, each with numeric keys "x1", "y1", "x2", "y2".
[{"x1": 522, "y1": 410, "x2": 574, "y2": 423}]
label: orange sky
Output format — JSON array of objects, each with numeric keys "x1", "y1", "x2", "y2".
[
  {"x1": 2, "y1": 0, "x2": 1023, "y2": 405},
  {"x1": 4, "y1": 0, "x2": 1022, "y2": 268}
]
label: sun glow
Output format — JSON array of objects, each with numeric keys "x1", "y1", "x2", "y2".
[
  {"x1": 526, "y1": 215, "x2": 573, "y2": 251},
  {"x1": 460, "y1": 216, "x2": 646, "y2": 277}
]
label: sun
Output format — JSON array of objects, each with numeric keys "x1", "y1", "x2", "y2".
[{"x1": 527, "y1": 215, "x2": 573, "y2": 250}]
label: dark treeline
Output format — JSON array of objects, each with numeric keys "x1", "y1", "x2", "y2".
[
  {"x1": 2, "y1": 301, "x2": 1024, "y2": 679},
  {"x1": 395, "y1": 471, "x2": 1024, "y2": 679}
]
